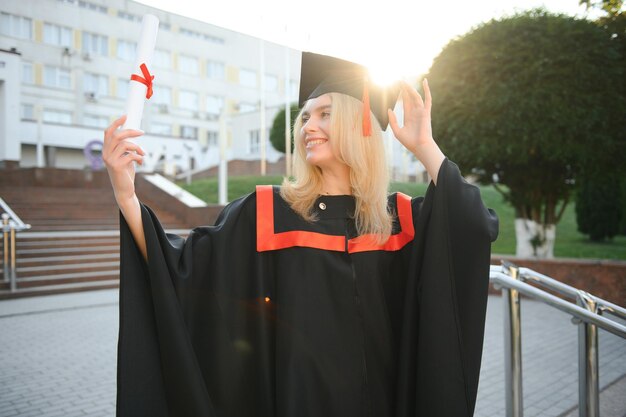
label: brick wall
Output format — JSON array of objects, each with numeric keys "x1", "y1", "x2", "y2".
[{"x1": 0, "y1": 167, "x2": 112, "y2": 188}]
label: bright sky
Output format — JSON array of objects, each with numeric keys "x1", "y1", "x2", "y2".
[{"x1": 138, "y1": 0, "x2": 600, "y2": 81}]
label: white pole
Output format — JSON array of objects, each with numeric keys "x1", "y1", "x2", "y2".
[
  {"x1": 218, "y1": 111, "x2": 228, "y2": 205},
  {"x1": 35, "y1": 104, "x2": 44, "y2": 167},
  {"x1": 185, "y1": 144, "x2": 192, "y2": 185},
  {"x1": 284, "y1": 45, "x2": 291, "y2": 178},
  {"x1": 259, "y1": 39, "x2": 267, "y2": 176}
]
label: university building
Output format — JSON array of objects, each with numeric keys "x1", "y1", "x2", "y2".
[{"x1": 0, "y1": 0, "x2": 300, "y2": 175}]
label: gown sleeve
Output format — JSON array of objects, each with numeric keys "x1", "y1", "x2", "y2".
[
  {"x1": 116, "y1": 193, "x2": 274, "y2": 417},
  {"x1": 396, "y1": 158, "x2": 499, "y2": 417}
]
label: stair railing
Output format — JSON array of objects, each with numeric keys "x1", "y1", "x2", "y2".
[
  {"x1": 490, "y1": 261, "x2": 626, "y2": 417},
  {"x1": 1, "y1": 197, "x2": 31, "y2": 292}
]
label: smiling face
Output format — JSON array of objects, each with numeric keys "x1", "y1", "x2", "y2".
[{"x1": 300, "y1": 94, "x2": 343, "y2": 170}]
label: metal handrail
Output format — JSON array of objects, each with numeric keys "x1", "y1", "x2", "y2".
[
  {"x1": 514, "y1": 266, "x2": 626, "y2": 322},
  {"x1": 490, "y1": 266, "x2": 626, "y2": 338},
  {"x1": 1, "y1": 198, "x2": 32, "y2": 292},
  {"x1": 489, "y1": 261, "x2": 625, "y2": 417},
  {"x1": 0, "y1": 197, "x2": 31, "y2": 232}
]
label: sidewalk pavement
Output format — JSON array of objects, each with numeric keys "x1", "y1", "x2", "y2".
[{"x1": 0, "y1": 290, "x2": 624, "y2": 417}]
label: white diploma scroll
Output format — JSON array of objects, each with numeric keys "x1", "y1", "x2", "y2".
[{"x1": 122, "y1": 14, "x2": 159, "y2": 130}]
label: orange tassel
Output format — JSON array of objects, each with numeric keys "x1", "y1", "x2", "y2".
[{"x1": 361, "y1": 79, "x2": 371, "y2": 137}]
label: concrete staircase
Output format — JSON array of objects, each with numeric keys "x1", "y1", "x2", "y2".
[{"x1": 0, "y1": 168, "x2": 218, "y2": 299}]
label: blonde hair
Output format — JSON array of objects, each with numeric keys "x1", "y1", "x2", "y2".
[{"x1": 280, "y1": 92, "x2": 392, "y2": 243}]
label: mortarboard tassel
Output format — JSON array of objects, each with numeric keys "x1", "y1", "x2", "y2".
[{"x1": 361, "y1": 78, "x2": 372, "y2": 137}]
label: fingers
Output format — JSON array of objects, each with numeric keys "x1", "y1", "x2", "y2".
[
  {"x1": 112, "y1": 140, "x2": 145, "y2": 159},
  {"x1": 388, "y1": 109, "x2": 399, "y2": 134},
  {"x1": 124, "y1": 152, "x2": 144, "y2": 166},
  {"x1": 106, "y1": 148, "x2": 144, "y2": 169},
  {"x1": 108, "y1": 127, "x2": 144, "y2": 145},
  {"x1": 103, "y1": 115, "x2": 144, "y2": 169},
  {"x1": 104, "y1": 115, "x2": 126, "y2": 138},
  {"x1": 104, "y1": 139, "x2": 145, "y2": 169},
  {"x1": 401, "y1": 80, "x2": 424, "y2": 109},
  {"x1": 103, "y1": 115, "x2": 144, "y2": 147},
  {"x1": 423, "y1": 78, "x2": 432, "y2": 110}
]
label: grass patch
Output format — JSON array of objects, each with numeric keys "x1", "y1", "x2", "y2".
[
  {"x1": 180, "y1": 175, "x2": 284, "y2": 203},
  {"x1": 180, "y1": 176, "x2": 626, "y2": 261}
]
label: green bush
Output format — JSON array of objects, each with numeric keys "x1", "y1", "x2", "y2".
[
  {"x1": 270, "y1": 104, "x2": 300, "y2": 153},
  {"x1": 575, "y1": 176, "x2": 622, "y2": 241}
]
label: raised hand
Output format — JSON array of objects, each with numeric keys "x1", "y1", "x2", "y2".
[
  {"x1": 102, "y1": 115, "x2": 145, "y2": 203},
  {"x1": 388, "y1": 79, "x2": 445, "y2": 184}
]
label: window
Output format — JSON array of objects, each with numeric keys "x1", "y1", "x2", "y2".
[
  {"x1": 180, "y1": 125, "x2": 198, "y2": 139},
  {"x1": 44, "y1": 66, "x2": 71, "y2": 89},
  {"x1": 84, "y1": 114, "x2": 108, "y2": 128},
  {"x1": 179, "y1": 28, "x2": 224, "y2": 44},
  {"x1": 239, "y1": 102, "x2": 257, "y2": 113},
  {"x1": 82, "y1": 32, "x2": 108, "y2": 56},
  {"x1": 0, "y1": 12, "x2": 31, "y2": 39},
  {"x1": 239, "y1": 69, "x2": 257, "y2": 88},
  {"x1": 179, "y1": 55, "x2": 199, "y2": 75},
  {"x1": 117, "y1": 40, "x2": 136, "y2": 61},
  {"x1": 43, "y1": 23, "x2": 72, "y2": 47},
  {"x1": 43, "y1": 109, "x2": 72, "y2": 124},
  {"x1": 21, "y1": 104, "x2": 34, "y2": 120},
  {"x1": 117, "y1": 11, "x2": 141, "y2": 22},
  {"x1": 206, "y1": 60, "x2": 224, "y2": 79},
  {"x1": 179, "y1": 90, "x2": 198, "y2": 110},
  {"x1": 206, "y1": 95, "x2": 224, "y2": 116},
  {"x1": 117, "y1": 78, "x2": 129, "y2": 99},
  {"x1": 22, "y1": 62, "x2": 33, "y2": 84},
  {"x1": 78, "y1": 0, "x2": 107, "y2": 13},
  {"x1": 153, "y1": 49, "x2": 171, "y2": 69},
  {"x1": 84, "y1": 73, "x2": 108, "y2": 96},
  {"x1": 58, "y1": 0, "x2": 107, "y2": 14},
  {"x1": 248, "y1": 130, "x2": 260, "y2": 154},
  {"x1": 152, "y1": 86, "x2": 171, "y2": 105},
  {"x1": 150, "y1": 122, "x2": 171, "y2": 135},
  {"x1": 207, "y1": 131, "x2": 219, "y2": 147},
  {"x1": 264, "y1": 74, "x2": 278, "y2": 92}
]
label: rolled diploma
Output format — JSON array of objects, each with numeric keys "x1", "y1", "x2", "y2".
[{"x1": 122, "y1": 14, "x2": 159, "y2": 130}]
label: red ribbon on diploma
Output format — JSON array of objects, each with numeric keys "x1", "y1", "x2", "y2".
[{"x1": 130, "y1": 63, "x2": 154, "y2": 99}]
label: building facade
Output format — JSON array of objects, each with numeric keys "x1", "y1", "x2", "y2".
[{"x1": 0, "y1": 0, "x2": 299, "y2": 175}]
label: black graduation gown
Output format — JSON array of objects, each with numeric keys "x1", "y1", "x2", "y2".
[{"x1": 116, "y1": 158, "x2": 499, "y2": 417}]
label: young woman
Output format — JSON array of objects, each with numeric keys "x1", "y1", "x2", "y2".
[{"x1": 106, "y1": 52, "x2": 498, "y2": 417}]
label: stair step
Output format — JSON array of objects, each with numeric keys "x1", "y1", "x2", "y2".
[
  {"x1": 16, "y1": 253, "x2": 120, "y2": 265},
  {"x1": 0, "y1": 279, "x2": 119, "y2": 300},
  {"x1": 16, "y1": 238, "x2": 119, "y2": 248},
  {"x1": 16, "y1": 260, "x2": 120, "y2": 272},
  {"x1": 19, "y1": 231, "x2": 121, "y2": 238},
  {"x1": 1, "y1": 171, "x2": 199, "y2": 299},
  {"x1": 16, "y1": 269, "x2": 118, "y2": 284},
  {"x1": 17, "y1": 246, "x2": 119, "y2": 255}
]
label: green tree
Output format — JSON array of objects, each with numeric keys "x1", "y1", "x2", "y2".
[
  {"x1": 574, "y1": 1, "x2": 626, "y2": 240},
  {"x1": 575, "y1": 175, "x2": 622, "y2": 241},
  {"x1": 270, "y1": 104, "x2": 299, "y2": 153},
  {"x1": 579, "y1": 0, "x2": 624, "y2": 16},
  {"x1": 425, "y1": 9, "x2": 625, "y2": 258}
]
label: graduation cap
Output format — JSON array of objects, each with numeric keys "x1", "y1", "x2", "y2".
[{"x1": 299, "y1": 52, "x2": 401, "y2": 136}]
